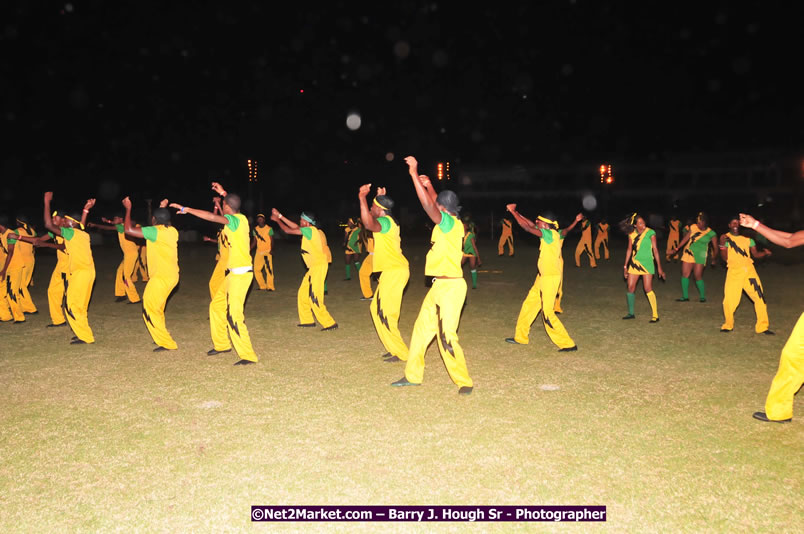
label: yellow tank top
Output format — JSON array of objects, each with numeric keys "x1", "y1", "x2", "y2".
[
  {"x1": 224, "y1": 214, "x2": 251, "y2": 270},
  {"x1": 724, "y1": 234, "x2": 755, "y2": 269},
  {"x1": 373, "y1": 216, "x2": 408, "y2": 272},
  {"x1": 142, "y1": 225, "x2": 179, "y2": 278},
  {"x1": 253, "y1": 225, "x2": 273, "y2": 253},
  {"x1": 425, "y1": 212, "x2": 464, "y2": 277},
  {"x1": 537, "y1": 228, "x2": 565, "y2": 276},
  {"x1": 61, "y1": 227, "x2": 95, "y2": 272},
  {"x1": 300, "y1": 226, "x2": 328, "y2": 268}
]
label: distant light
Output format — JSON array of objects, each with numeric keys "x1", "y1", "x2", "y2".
[
  {"x1": 582, "y1": 194, "x2": 597, "y2": 211},
  {"x1": 346, "y1": 112, "x2": 362, "y2": 131},
  {"x1": 437, "y1": 162, "x2": 444, "y2": 180},
  {"x1": 299, "y1": 89, "x2": 304, "y2": 93},
  {"x1": 385, "y1": 152, "x2": 394, "y2": 162}
]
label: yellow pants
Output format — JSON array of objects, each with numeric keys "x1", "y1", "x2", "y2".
[
  {"x1": 666, "y1": 232, "x2": 680, "y2": 261},
  {"x1": 498, "y1": 232, "x2": 514, "y2": 256},
  {"x1": 143, "y1": 275, "x2": 179, "y2": 349},
  {"x1": 210, "y1": 271, "x2": 258, "y2": 361},
  {"x1": 65, "y1": 269, "x2": 95, "y2": 343},
  {"x1": 24, "y1": 257, "x2": 35, "y2": 287},
  {"x1": 209, "y1": 259, "x2": 226, "y2": 300},
  {"x1": 764, "y1": 313, "x2": 804, "y2": 420},
  {"x1": 554, "y1": 274, "x2": 564, "y2": 314},
  {"x1": 370, "y1": 267, "x2": 410, "y2": 359},
  {"x1": 115, "y1": 251, "x2": 141, "y2": 303},
  {"x1": 6, "y1": 266, "x2": 28, "y2": 321},
  {"x1": 47, "y1": 268, "x2": 68, "y2": 325},
  {"x1": 1, "y1": 272, "x2": 16, "y2": 321},
  {"x1": 721, "y1": 265, "x2": 769, "y2": 333},
  {"x1": 594, "y1": 234, "x2": 609, "y2": 259},
  {"x1": 297, "y1": 264, "x2": 336, "y2": 328},
  {"x1": 514, "y1": 273, "x2": 575, "y2": 349},
  {"x1": 575, "y1": 237, "x2": 597, "y2": 267},
  {"x1": 253, "y1": 251, "x2": 275, "y2": 290},
  {"x1": 405, "y1": 278, "x2": 472, "y2": 387},
  {"x1": 359, "y1": 254, "x2": 374, "y2": 298},
  {"x1": 17, "y1": 263, "x2": 37, "y2": 313},
  {"x1": 131, "y1": 247, "x2": 149, "y2": 281}
]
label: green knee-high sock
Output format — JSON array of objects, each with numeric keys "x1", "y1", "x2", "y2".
[
  {"x1": 345, "y1": 265, "x2": 351, "y2": 280},
  {"x1": 324, "y1": 280, "x2": 328, "y2": 292},
  {"x1": 680, "y1": 277, "x2": 690, "y2": 299},
  {"x1": 626, "y1": 292, "x2": 635, "y2": 315},
  {"x1": 695, "y1": 279, "x2": 705, "y2": 301},
  {"x1": 355, "y1": 261, "x2": 362, "y2": 273},
  {"x1": 470, "y1": 269, "x2": 477, "y2": 289}
]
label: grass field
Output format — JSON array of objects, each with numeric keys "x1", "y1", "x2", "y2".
[{"x1": 1, "y1": 235, "x2": 802, "y2": 533}]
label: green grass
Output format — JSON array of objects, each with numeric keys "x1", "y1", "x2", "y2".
[{"x1": 1, "y1": 237, "x2": 802, "y2": 533}]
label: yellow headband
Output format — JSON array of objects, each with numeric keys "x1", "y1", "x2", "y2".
[
  {"x1": 373, "y1": 198, "x2": 385, "y2": 209},
  {"x1": 65, "y1": 215, "x2": 84, "y2": 230},
  {"x1": 256, "y1": 213, "x2": 265, "y2": 219},
  {"x1": 537, "y1": 215, "x2": 558, "y2": 228}
]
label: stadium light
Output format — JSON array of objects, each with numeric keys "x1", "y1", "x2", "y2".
[{"x1": 437, "y1": 162, "x2": 444, "y2": 180}]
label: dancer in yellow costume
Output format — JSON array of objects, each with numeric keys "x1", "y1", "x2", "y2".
[
  {"x1": 504, "y1": 206, "x2": 583, "y2": 351},
  {"x1": 358, "y1": 232, "x2": 374, "y2": 300},
  {"x1": 620, "y1": 213, "x2": 666, "y2": 322},
  {"x1": 123, "y1": 197, "x2": 180, "y2": 351},
  {"x1": 342, "y1": 218, "x2": 362, "y2": 280},
  {"x1": 358, "y1": 183, "x2": 410, "y2": 362},
  {"x1": 666, "y1": 216, "x2": 681, "y2": 262},
  {"x1": 251, "y1": 213, "x2": 275, "y2": 291},
  {"x1": 171, "y1": 183, "x2": 258, "y2": 365},
  {"x1": 43, "y1": 192, "x2": 96, "y2": 344},
  {"x1": 204, "y1": 198, "x2": 228, "y2": 299},
  {"x1": 498, "y1": 217, "x2": 514, "y2": 256},
  {"x1": 131, "y1": 242, "x2": 149, "y2": 282},
  {"x1": 271, "y1": 208, "x2": 338, "y2": 330},
  {"x1": 739, "y1": 213, "x2": 804, "y2": 423},
  {"x1": 0, "y1": 217, "x2": 21, "y2": 322},
  {"x1": 719, "y1": 216, "x2": 773, "y2": 334},
  {"x1": 87, "y1": 215, "x2": 141, "y2": 304},
  {"x1": 12, "y1": 213, "x2": 71, "y2": 327},
  {"x1": 15, "y1": 216, "x2": 38, "y2": 313},
  {"x1": 391, "y1": 156, "x2": 473, "y2": 394},
  {"x1": 670, "y1": 212, "x2": 717, "y2": 302},
  {"x1": 574, "y1": 216, "x2": 597, "y2": 268},
  {"x1": 594, "y1": 219, "x2": 610, "y2": 260}
]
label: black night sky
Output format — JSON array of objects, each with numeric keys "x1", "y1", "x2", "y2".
[{"x1": 2, "y1": 1, "x2": 802, "y2": 220}]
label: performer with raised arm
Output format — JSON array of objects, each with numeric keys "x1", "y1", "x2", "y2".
[
  {"x1": 271, "y1": 207, "x2": 338, "y2": 331},
  {"x1": 122, "y1": 197, "x2": 179, "y2": 351},
  {"x1": 504, "y1": 205, "x2": 582, "y2": 351},
  {"x1": 391, "y1": 156, "x2": 473, "y2": 394},
  {"x1": 574, "y1": 215, "x2": 597, "y2": 268},
  {"x1": 498, "y1": 216, "x2": 514, "y2": 256},
  {"x1": 43, "y1": 192, "x2": 96, "y2": 344},
  {"x1": 594, "y1": 218, "x2": 610, "y2": 261},
  {"x1": 87, "y1": 214, "x2": 141, "y2": 304},
  {"x1": 719, "y1": 216, "x2": 773, "y2": 335},
  {"x1": 669, "y1": 211, "x2": 717, "y2": 302},
  {"x1": 205, "y1": 197, "x2": 229, "y2": 300},
  {"x1": 358, "y1": 183, "x2": 410, "y2": 363},
  {"x1": 170, "y1": 183, "x2": 258, "y2": 365},
  {"x1": 0, "y1": 217, "x2": 20, "y2": 322},
  {"x1": 251, "y1": 213, "x2": 275, "y2": 291},
  {"x1": 14, "y1": 215, "x2": 38, "y2": 314},
  {"x1": 620, "y1": 213, "x2": 666, "y2": 322},
  {"x1": 738, "y1": 213, "x2": 803, "y2": 423}
]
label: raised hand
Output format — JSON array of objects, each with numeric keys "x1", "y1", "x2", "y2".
[
  {"x1": 211, "y1": 182, "x2": 226, "y2": 196},
  {"x1": 739, "y1": 213, "x2": 757, "y2": 229},
  {"x1": 122, "y1": 196, "x2": 132, "y2": 210},
  {"x1": 159, "y1": 198, "x2": 169, "y2": 208},
  {"x1": 84, "y1": 198, "x2": 96, "y2": 211},
  {"x1": 506, "y1": 203, "x2": 517, "y2": 213},
  {"x1": 377, "y1": 186, "x2": 387, "y2": 196},
  {"x1": 270, "y1": 208, "x2": 281, "y2": 221},
  {"x1": 575, "y1": 213, "x2": 584, "y2": 223},
  {"x1": 404, "y1": 156, "x2": 418, "y2": 172},
  {"x1": 169, "y1": 202, "x2": 185, "y2": 213},
  {"x1": 359, "y1": 184, "x2": 372, "y2": 199},
  {"x1": 418, "y1": 175, "x2": 432, "y2": 189},
  {"x1": 44, "y1": 191, "x2": 54, "y2": 203}
]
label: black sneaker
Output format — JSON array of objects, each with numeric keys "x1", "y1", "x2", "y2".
[
  {"x1": 115, "y1": 296, "x2": 127, "y2": 302},
  {"x1": 558, "y1": 346, "x2": 578, "y2": 352},
  {"x1": 752, "y1": 411, "x2": 791, "y2": 423},
  {"x1": 650, "y1": 317, "x2": 660, "y2": 323},
  {"x1": 297, "y1": 323, "x2": 316, "y2": 328},
  {"x1": 384, "y1": 356, "x2": 402, "y2": 363},
  {"x1": 359, "y1": 297, "x2": 372, "y2": 301},
  {"x1": 622, "y1": 314, "x2": 635, "y2": 320},
  {"x1": 70, "y1": 339, "x2": 88, "y2": 344},
  {"x1": 504, "y1": 337, "x2": 522, "y2": 344},
  {"x1": 153, "y1": 346, "x2": 174, "y2": 352},
  {"x1": 380, "y1": 352, "x2": 392, "y2": 359},
  {"x1": 207, "y1": 348, "x2": 232, "y2": 356},
  {"x1": 46, "y1": 323, "x2": 67, "y2": 328},
  {"x1": 233, "y1": 359, "x2": 256, "y2": 365},
  {"x1": 458, "y1": 386, "x2": 473, "y2": 395},
  {"x1": 760, "y1": 330, "x2": 775, "y2": 336},
  {"x1": 699, "y1": 298, "x2": 707, "y2": 303},
  {"x1": 391, "y1": 377, "x2": 420, "y2": 387},
  {"x1": 321, "y1": 324, "x2": 339, "y2": 331},
  {"x1": 720, "y1": 328, "x2": 732, "y2": 333},
  {"x1": 676, "y1": 298, "x2": 689, "y2": 302}
]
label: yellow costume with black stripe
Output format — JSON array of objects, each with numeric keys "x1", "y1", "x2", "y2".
[
  {"x1": 114, "y1": 224, "x2": 141, "y2": 303},
  {"x1": 46, "y1": 232, "x2": 70, "y2": 326},
  {"x1": 13, "y1": 225, "x2": 37, "y2": 314},
  {"x1": 141, "y1": 225, "x2": 179, "y2": 349},
  {"x1": 131, "y1": 243, "x2": 149, "y2": 282},
  {"x1": 763, "y1": 313, "x2": 804, "y2": 421},
  {"x1": 0, "y1": 229, "x2": 19, "y2": 322},
  {"x1": 498, "y1": 218, "x2": 514, "y2": 256},
  {"x1": 666, "y1": 218, "x2": 681, "y2": 261},
  {"x1": 3, "y1": 230, "x2": 29, "y2": 321},
  {"x1": 720, "y1": 234, "x2": 768, "y2": 333},
  {"x1": 61, "y1": 226, "x2": 96, "y2": 343},
  {"x1": 359, "y1": 235, "x2": 374, "y2": 298},
  {"x1": 370, "y1": 216, "x2": 410, "y2": 360},
  {"x1": 209, "y1": 229, "x2": 229, "y2": 300},
  {"x1": 513, "y1": 228, "x2": 575, "y2": 349},
  {"x1": 594, "y1": 222, "x2": 609, "y2": 260},
  {"x1": 574, "y1": 219, "x2": 597, "y2": 267},
  {"x1": 404, "y1": 212, "x2": 472, "y2": 388},
  {"x1": 297, "y1": 226, "x2": 337, "y2": 328},
  {"x1": 252, "y1": 224, "x2": 275, "y2": 290},
  {"x1": 210, "y1": 213, "x2": 258, "y2": 362}
]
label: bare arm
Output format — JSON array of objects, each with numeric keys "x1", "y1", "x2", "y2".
[
  {"x1": 560, "y1": 213, "x2": 584, "y2": 237},
  {"x1": 672, "y1": 231, "x2": 692, "y2": 253},
  {"x1": 271, "y1": 209, "x2": 302, "y2": 235},
  {"x1": 405, "y1": 156, "x2": 442, "y2": 225},
  {"x1": 169, "y1": 203, "x2": 228, "y2": 225},
  {"x1": 740, "y1": 214, "x2": 804, "y2": 249},
  {"x1": 80, "y1": 198, "x2": 96, "y2": 227},
  {"x1": 708, "y1": 234, "x2": 718, "y2": 265},
  {"x1": 0, "y1": 242, "x2": 13, "y2": 279},
  {"x1": 43, "y1": 192, "x2": 61, "y2": 236},
  {"x1": 651, "y1": 234, "x2": 665, "y2": 279},
  {"x1": 122, "y1": 197, "x2": 145, "y2": 239},
  {"x1": 718, "y1": 234, "x2": 729, "y2": 263},
  {"x1": 471, "y1": 237, "x2": 481, "y2": 264},
  {"x1": 623, "y1": 238, "x2": 633, "y2": 279},
  {"x1": 750, "y1": 245, "x2": 771, "y2": 259},
  {"x1": 506, "y1": 204, "x2": 542, "y2": 236},
  {"x1": 358, "y1": 184, "x2": 382, "y2": 232}
]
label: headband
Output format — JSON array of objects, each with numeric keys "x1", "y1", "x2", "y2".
[
  {"x1": 537, "y1": 215, "x2": 558, "y2": 228},
  {"x1": 256, "y1": 213, "x2": 265, "y2": 219},
  {"x1": 301, "y1": 213, "x2": 316, "y2": 225},
  {"x1": 373, "y1": 197, "x2": 391, "y2": 210},
  {"x1": 629, "y1": 213, "x2": 637, "y2": 225},
  {"x1": 65, "y1": 215, "x2": 85, "y2": 230}
]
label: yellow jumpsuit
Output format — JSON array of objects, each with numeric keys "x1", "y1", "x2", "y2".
[
  {"x1": 209, "y1": 230, "x2": 229, "y2": 300},
  {"x1": 574, "y1": 219, "x2": 597, "y2": 267},
  {"x1": 131, "y1": 243, "x2": 149, "y2": 282},
  {"x1": 252, "y1": 224, "x2": 275, "y2": 290},
  {"x1": 359, "y1": 235, "x2": 374, "y2": 298},
  {"x1": 46, "y1": 232, "x2": 70, "y2": 325},
  {"x1": 404, "y1": 212, "x2": 472, "y2": 388},
  {"x1": 720, "y1": 235, "x2": 769, "y2": 333},
  {"x1": 594, "y1": 222, "x2": 609, "y2": 260},
  {"x1": 513, "y1": 228, "x2": 575, "y2": 349},
  {"x1": 141, "y1": 225, "x2": 180, "y2": 349},
  {"x1": 0, "y1": 230, "x2": 20, "y2": 322},
  {"x1": 763, "y1": 313, "x2": 804, "y2": 421},
  {"x1": 666, "y1": 219, "x2": 681, "y2": 262},
  {"x1": 498, "y1": 218, "x2": 514, "y2": 256},
  {"x1": 210, "y1": 213, "x2": 258, "y2": 362},
  {"x1": 370, "y1": 216, "x2": 410, "y2": 360},
  {"x1": 14, "y1": 226, "x2": 38, "y2": 313},
  {"x1": 297, "y1": 226, "x2": 337, "y2": 328},
  {"x1": 61, "y1": 226, "x2": 96, "y2": 343},
  {"x1": 113, "y1": 224, "x2": 141, "y2": 303}
]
